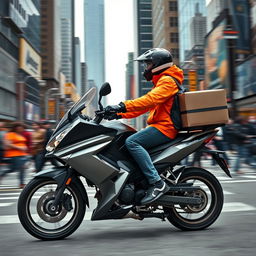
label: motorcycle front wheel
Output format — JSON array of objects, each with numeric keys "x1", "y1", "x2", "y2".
[
  {"x1": 164, "y1": 167, "x2": 224, "y2": 231},
  {"x1": 18, "y1": 178, "x2": 86, "y2": 240}
]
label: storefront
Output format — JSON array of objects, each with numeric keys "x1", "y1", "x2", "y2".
[
  {"x1": 0, "y1": 48, "x2": 18, "y2": 121},
  {"x1": 235, "y1": 55, "x2": 256, "y2": 116},
  {"x1": 18, "y1": 38, "x2": 42, "y2": 123}
]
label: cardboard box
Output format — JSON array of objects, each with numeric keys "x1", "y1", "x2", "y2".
[{"x1": 179, "y1": 89, "x2": 229, "y2": 129}]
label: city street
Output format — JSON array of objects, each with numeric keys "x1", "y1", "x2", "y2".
[{"x1": 0, "y1": 159, "x2": 256, "y2": 256}]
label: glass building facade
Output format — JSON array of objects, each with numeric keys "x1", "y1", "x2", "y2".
[
  {"x1": 178, "y1": 0, "x2": 206, "y2": 63},
  {"x1": 60, "y1": 0, "x2": 75, "y2": 83},
  {"x1": 84, "y1": 0, "x2": 105, "y2": 90},
  {"x1": 134, "y1": 0, "x2": 153, "y2": 129}
]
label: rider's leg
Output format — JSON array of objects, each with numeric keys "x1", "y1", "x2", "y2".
[{"x1": 125, "y1": 126, "x2": 172, "y2": 204}]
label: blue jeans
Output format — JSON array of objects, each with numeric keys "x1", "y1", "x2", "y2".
[
  {"x1": 232, "y1": 145, "x2": 249, "y2": 173},
  {"x1": 0, "y1": 156, "x2": 27, "y2": 185},
  {"x1": 125, "y1": 126, "x2": 173, "y2": 184}
]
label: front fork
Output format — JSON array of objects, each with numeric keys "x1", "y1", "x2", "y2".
[
  {"x1": 50, "y1": 167, "x2": 74, "y2": 210},
  {"x1": 34, "y1": 166, "x2": 89, "y2": 209}
]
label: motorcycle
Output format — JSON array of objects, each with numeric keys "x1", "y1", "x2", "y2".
[{"x1": 18, "y1": 82, "x2": 231, "y2": 240}]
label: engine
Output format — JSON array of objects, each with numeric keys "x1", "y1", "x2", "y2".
[
  {"x1": 119, "y1": 184, "x2": 145, "y2": 205},
  {"x1": 119, "y1": 184, "x2": 135, "y2": 204}
]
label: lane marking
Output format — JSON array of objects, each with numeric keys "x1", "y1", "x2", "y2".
[
  {"x1": 0, "y1": 212, "x2": 93, "y2": 224},
  {"x1": 0, "y1": 202, "x2": 14, "y2": 207},
  {"x1": 221, "y1": 180, "x2": 256, "y2": 184},
  {"x1": 223, "y1": 190, "x2": 234, "y2": 195},
  {"x1": 0, "y1": 194, "x2": 95, "y2": 200},
  {"x1": 223, "y1": 202, "x2": 256, "y2": 212}
]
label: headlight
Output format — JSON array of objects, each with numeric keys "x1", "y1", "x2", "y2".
[{"x1": 46, "y1": 127, "x2": 71, "y2": 152}]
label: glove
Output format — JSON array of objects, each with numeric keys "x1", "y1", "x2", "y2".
[
  {"x1": 82, "y1": 115, "x2": 92, "y2": 121},
  {"x1": 104, "y1": 113, "x2": 122, "y2": 121},
  {"x1": 105, "y1": 102, "x2": 126, "y2": 114}
]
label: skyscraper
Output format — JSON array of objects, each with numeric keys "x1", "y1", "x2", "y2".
[
  {"x1": 41, "y1": 0, "x2": 61, "y2": 118},
  {"x1": 60, "y1": 0, "x2": 75, "y2": 83},
  {"x1": 152, "y1": 0, "x2": 179, "y2": 64},
  {"x1": 84, "y1": 0, "x2": 105, "y2": 89},
  {"x1": 74, "y1": 37, "x2": 81, "y2": 96},
  {"x1": 41, "y1": 0, "x2": 61, "y2": 86},
  {"x1": 190, "y1": 3, "x2": 207, "y2": 48},
  {"x1": 134, "y1": 0, "x2": 153, "y2": 129},
  {"x1": 81, "y1": 62, "x2": 87, "y2": 96},
  {"x1": 178, "y1": 0, "x2": 206, "y2": 63}
]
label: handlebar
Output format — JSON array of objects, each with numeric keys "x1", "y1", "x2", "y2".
[{"x1": 93, "y1": 109, "x2": 120, "y2": 124}]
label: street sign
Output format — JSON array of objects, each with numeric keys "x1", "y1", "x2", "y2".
[
  {"x1": 223, "y1": 30, "x2": 239, "y2": 40},
  {"x1": 188, "y1": 70, "x2": 197, "y2": 91},
  {"x1": 48, "y1": 98, "x2": 55, "y2": 115}
]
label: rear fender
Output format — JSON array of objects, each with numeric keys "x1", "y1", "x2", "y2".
[
  {"x1": 202, "y1": 149, "x2": 232, "y2": 177},
  {"x1": 34, "y1": 167, "x2": 89, "y2": 207}
]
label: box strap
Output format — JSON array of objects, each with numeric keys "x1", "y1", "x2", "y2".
[{"x1": 181, "y1": 105, "x2": 228, "y2": 114}]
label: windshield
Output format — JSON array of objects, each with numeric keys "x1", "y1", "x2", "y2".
[{"x1": 55, "y1": 87, "x2": 97, "y2": 130}]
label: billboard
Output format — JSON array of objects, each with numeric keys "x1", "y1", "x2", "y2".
[
  {"x1": 228, "y1": 0, "x2": 251, "y2": 54},
  {"x1": 19, "y1": 38, "x2": 41, "y2": 77},
  {"x1": 205, "y1": 20, "x2": 230, "y2": 98},
  {"x1": 235, "y1": 56, "x2": 256, "y2": 99}
]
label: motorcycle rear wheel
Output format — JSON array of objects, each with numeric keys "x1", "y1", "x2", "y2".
[
  {"x1": 164, "y1": 167, "x2": 223, "y2": 231},
  {"x1": 18, "y1": 178, "x2": 86, "y2": 240}
]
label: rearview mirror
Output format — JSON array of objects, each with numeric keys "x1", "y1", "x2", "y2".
[{"x1": 99, "y1": 82, "x2": 111, "y2": 97}]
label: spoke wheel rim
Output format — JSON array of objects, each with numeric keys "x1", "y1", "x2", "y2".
[
  {"x1": 171, "y1": 176, "x2": 217, "y2": 224},
  {"x1": 25, "y1": 181, "x2": 79, "y2": 234}
]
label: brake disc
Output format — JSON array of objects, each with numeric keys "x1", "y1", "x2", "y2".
[
  {"x1": 185, "y1": 189, "x2": 208, "y2": 213},
  {"x1": 37, "y1": 191, "x2": 68, "y2": 223}
]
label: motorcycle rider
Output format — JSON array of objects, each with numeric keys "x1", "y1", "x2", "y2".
[{"x1": 105, "y1": 48, "x2": 184, "y2": 204}]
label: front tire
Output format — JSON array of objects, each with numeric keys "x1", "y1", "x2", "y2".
[
  {"x1": 164, "y1": 167, "x2": 224, "y2": 231},
  {"x1": 18, "y1": 178, "x2": 86, "y2": 240}
]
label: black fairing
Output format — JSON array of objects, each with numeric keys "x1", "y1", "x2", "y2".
[
  {"x1": 57, "y1": 122, "x2": 116, "y2": 149},
  {"x1": 98, "y1": 132, "x2": 172, "y2": 187}
]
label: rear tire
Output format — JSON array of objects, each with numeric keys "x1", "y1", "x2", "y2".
[
  {"x1": 164, "y1": 167, "x2": 223, "y2": 231},
  {"x1": 18, "y1": 178, "x2": 86, "y2": 240}
]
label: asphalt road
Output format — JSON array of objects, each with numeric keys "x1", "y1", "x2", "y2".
[{"x1": 0, "y1": 160, "x2": 256, "y2": 256}]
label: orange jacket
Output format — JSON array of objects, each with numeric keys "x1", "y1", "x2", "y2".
[
  {"x1": 120, "y1": 65, "x2": 184, "y2": 139},
  {"x1": 4, "y1": 132, "x2": 28, "y2": 158}
]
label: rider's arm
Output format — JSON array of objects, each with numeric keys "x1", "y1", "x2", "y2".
[
  {"x1": 118, "y1": 109, "x2": 149, "y2": 119},
  {"x1": 123, "y1": 76, "x2": 178, "y2": 112}
]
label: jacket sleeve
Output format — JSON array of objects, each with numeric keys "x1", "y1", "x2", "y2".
[
  {"x1": 124, "y1": 76, "x2": 178, "y2": 112},
  {"x1": 119, "y1": 109, "x2": 149, "y2": 119}
]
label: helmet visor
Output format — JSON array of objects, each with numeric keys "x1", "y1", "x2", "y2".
[{"x1": 143, "y1": 61, "x2": 153, "y2": 70}]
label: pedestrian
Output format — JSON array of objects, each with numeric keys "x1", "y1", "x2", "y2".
[
  {"x1": 0, "y1": 122, "x2": 7, "y2": 164},
  {"x1": 222, "y1": 119, "x2": 235, "y2": 152},
  {"x1": 35, "y1": 120, "x2": 54, "y2": 172},
  {"x1": 231, "y1": 117, "x2": 252, "y2": 174},
  {"x1": 0, "y1": 122, "x2": 28, "y2": 188},
  {"x1": 104, "y1": 48, "x2": 184, "y2": 204},
  {"x1": 212, "y1": 127, "x2": 230, "y2": 166},
  {"x1": 31, "y1": 122, "x2": 46, "y2": 172}
]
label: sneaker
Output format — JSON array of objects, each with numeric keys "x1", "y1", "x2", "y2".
[{"x1": 140, "y1": 180, "x2": 169, "y2": 205}]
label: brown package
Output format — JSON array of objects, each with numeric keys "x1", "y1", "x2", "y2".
[{"x1": 178, "y1": 89, "x2": 229, "y2": 129}]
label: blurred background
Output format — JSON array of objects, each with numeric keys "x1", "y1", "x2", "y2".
[
  {"x1": 0, "y1": 0, "x2": 255, "y2": 129},
  {"x1": 0, "y1": 1, "x2": 256, "y2": 254}
]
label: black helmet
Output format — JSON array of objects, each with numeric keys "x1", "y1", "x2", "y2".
[{"x1": 135, "y1": 48, "x2": 173, "y2": 81}]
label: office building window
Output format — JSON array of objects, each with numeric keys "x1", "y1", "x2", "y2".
[
  {"x1": 169, "y1": 17, "x2": 178, "y2": 27},
  {"x1": 169, "y1": 1, "x2": 177, "y2": 11},
  {"x1": 170, "y1": 33, "x2": 179, "y2": 43}
]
